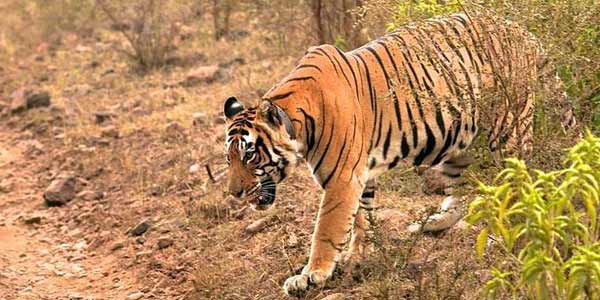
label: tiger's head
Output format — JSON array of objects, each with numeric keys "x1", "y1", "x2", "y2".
[{"x1": 223, "y1": 96, "x2": 299, "y2": 210}]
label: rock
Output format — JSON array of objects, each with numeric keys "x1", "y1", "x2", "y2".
[
  {"x1": 214, "y1": 115, "x2": 226, "y2": 124},
  {"x1": 321, "y1": 293, "x2": 345, "y2": 300},
  {"x1": 192, "y1": 112, "x2": 208, "y2": 126},
  {"x1": 110, "y1": 241, "x2": 125, "y2": 252},
  {"x1": 43, "y1": 174, "x2": 77, "y2": 206},
  {"x1": 245, "y1": 217, "x2": 270, "y2": 234},
  {"x1": 68, "y1": 293, "x2": 84, "y2": 299},
  {"x1": 73, "y1": 83, "x2": 92, "y2": 96},
  {"x1": 23, "y1": 139, "x2": 44, "y2": 156},
  {"x1": 180, "y1": 65, "x2": 221, "y2": 86},
  {"x1": 127, "y1": 291, "x2": 144, "y2": 300},
  {"x1": 189, "y1": 164, "x2": 201, "y2": 174},
  {"x1": 76, "y1": 190, "x2": 104, "y2": 201},
  {"x1": 10, "y1": 88, "x2": 51, "y2": 114},
  {"x1": 164, "y1": 122, "x2": 185, "y2": 139},
  {"x1": 23, "y1": 215, "x2": 42, "y2": 225},
  {"x1": 0, "y1": 180, "x2": 13, "y2": 194},
  {"x1": 135, "y1": 250, "x2": 153, "y2": 260},
  {"x1": 94, "y1": 111, "x2": 116, "y2": 124},
  {"x1": 128, "y1": 219, "x2": 152, "y2": 236},
  {"x1": 100, "y1": 125, "x2": 119, "y2": 139},
  {"x1": 121, "y1": 99, "x2": 141, "y2": 111},
  {"x1": 157, "y1": 236, "x2": 174, "y2": 249}
]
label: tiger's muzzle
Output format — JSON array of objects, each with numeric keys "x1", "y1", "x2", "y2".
[{"x1": 246, "y1": 176, "x2": 276, "y2": 210}]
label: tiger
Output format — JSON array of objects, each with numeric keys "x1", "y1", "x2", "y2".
[{"x1": 223, "y1": 12, "x2": 576, "y2": 296}]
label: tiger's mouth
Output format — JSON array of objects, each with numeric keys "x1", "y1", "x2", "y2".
[{"x1": 247, "y1": 176, "x2": 276, "y2": 210}]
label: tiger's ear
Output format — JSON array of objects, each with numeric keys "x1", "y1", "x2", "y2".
[{"x1": 224, "y1": 96, "x2": 244, "y2": 120}]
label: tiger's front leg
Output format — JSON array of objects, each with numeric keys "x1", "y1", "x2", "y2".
[{"x1": 283, "y1": 180, "x2": 362, "y2": 296}]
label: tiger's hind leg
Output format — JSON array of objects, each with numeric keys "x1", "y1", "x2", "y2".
[
  {"x1": 410, "y1": 152, "x2": 473, "y2": 233},
  {"x1": 421, "y1": 152, "x2": 474, "y2": 195},
  {"x1": 488, "y1": 91, "x2": 535, "y2": 162}
]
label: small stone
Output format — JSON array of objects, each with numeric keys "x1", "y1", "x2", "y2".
[
  {"x1": 188, "y1": 164, "x2": 201, "y2": 174},
  {"x1": 24, "y1": 215, "x2": 42, "y2": 225},
  {"x1": 321, "y1": 293, "x2": 345, "y2": 300},
  {"x1": 43, "y1": 173, "x2": 77, "y2": 206},
  {"x1": 68, "y1": 292, "x2": 84, "y2": 299},
  {"x1": 23, "y1": 140, "x2": 44, "y2": 156},
  {"x1": 0, "y1": 180, "x2": 13, "y2": 193},
  {"x1": 287, "y1": 233, "x2": 299, "y2": 247},
  {"x1": 164, "y1": 122, "x2": 185, "y2": 139},
  {"x1": 128, "y1": 219, "x2": 152, "y2": 236},
  {"x1": 180, "y1": 65, "x2": 220, "y2": 86},
  {"x1": 245, "y1": 217, "x2": 270, "y2": 234},
  {"x1": 157, "y1": 236, "x2": 174, "y2": 249},
  {"x1": 135, "y1": 251, "x2": 153, "y2": 260},
  {"x1": 111, "y1": 241, "x2": 125, "y2": 252},
  {"x1": 127, "y1": 292, "x2": 144, "y2": 300},
  {"x1": 100, "y1": 126, "x2": 119, "y2": 139},
  {"x1": 213, "y1": 115, "x2": 226, "y2": 124},
  {"x1": 192, "y1": 112, "x2": 208, "y2": 126},
  {"x1": 76, "y1": 190, "x2": 104, "y2": 201},
  {"x1": 94, "y1": 111, "x2": 116, "y2": 124},
  {"x1": 10, "y1": 88, "x2": 51, "y2": 114}
]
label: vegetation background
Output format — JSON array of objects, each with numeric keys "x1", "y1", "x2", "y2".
[{"x1": 0, "y1": 1, "x2": 598, "y2": 299}]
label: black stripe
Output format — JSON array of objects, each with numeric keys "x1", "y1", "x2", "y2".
[
  {"x1": 296, "y1": 64, "x2": 323, "y2": 73},
  {"x1": 377, "y1": 40, "x2": 403, "y2": 131},
  {"x1": 401, "y1": 133, "x2": 410, "y2": 158},
  {"x1": 309, "y1": 94, "x2": 327, "y2": 161},
  {"x1": 312, "y1": 117, "x2": 335, "y2": 177},
  {"x1": 338, "y1": 116, "x2": 358, "y2": 182},
  {"x1": 321, "y1": 128, "x2": 349, "y2": 188},
  {"x1": 267, "y1": 91, "x2": 295, "y2": 101},
  {"x1": 334, "y1": 47, "x2": 361, "y2": 102},
  {"x1": 315, "y1": 48, "x2": 340, "y2": 76},
  {"x1": 330, "y1": 52, "x2": 353, "y2": 88},
  {"x1": 413, "y1": 122, "x2": 436, "y2": 166},
  {"x1": 354, "y1": 53, "x2": 378, "y2": 152},
  {"x1": 297, "y1": 108, "x2": 315, "y2": 154},
  {"x1": 361, "y1": 191, "x2": 375, "y2": 198},
  {"x1": 388, "y1": 156, "x2": 401, "y2": 169},
  {"x1": 284, "y1": 76, "x2": 317, "y2": 84},
  {"x1": 431, "y1": 123, "x2": 454, "y2": 165},
  {"x1": 382, "y1": 124, "x2": 392, "y2": 160}
]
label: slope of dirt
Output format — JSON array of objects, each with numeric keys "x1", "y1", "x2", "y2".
[{"x1": 0, "y1": 130, "x2": 143, "y2": 300}]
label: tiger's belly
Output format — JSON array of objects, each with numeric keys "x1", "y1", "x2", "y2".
[{"x1": 365, "y1": 117, "x2": 479, "y2": 180}]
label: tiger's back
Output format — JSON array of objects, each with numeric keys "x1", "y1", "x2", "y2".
[{"x1": 265, "y1": 13, "x2": 541, "y2": 184}]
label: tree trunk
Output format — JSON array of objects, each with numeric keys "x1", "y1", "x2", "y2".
[{"x1": 311, "y1": 0, "x2": 325, "y2": 44}]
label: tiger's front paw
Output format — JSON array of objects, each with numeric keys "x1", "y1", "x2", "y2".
[{"x1": 283, "y1": 269, "x2": 330, "y2": 296}]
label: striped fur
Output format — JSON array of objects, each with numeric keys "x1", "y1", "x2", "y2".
[{"x1": 223, "y1": 13, "x2": 574, "y2": 295}]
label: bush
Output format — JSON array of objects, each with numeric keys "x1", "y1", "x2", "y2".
[
  {"x1": 98, "y1": 0, "x2": 191, "y2": 71},
  {"x1": 467, "y1": 130, "x2": 600, "y2": 300}
]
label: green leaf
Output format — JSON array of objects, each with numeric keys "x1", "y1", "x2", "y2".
[{"x1": 477, "y1": 227, "x2": 489, "y2": 258}]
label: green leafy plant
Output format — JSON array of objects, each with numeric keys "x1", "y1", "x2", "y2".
[
  {"x1": 467, "y1": 130, "x2": 600, "y2": 300},
  {"x1": 386, "y1": 0, "x2": 463, "y2": 31}
]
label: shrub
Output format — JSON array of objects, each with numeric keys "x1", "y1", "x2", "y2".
[
  {"x1": 97, "y1": 0, "x2": 190, "y2": 71},
  {"x1": 467, "y1": 130, "x2": 600, "y2": 300}
]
